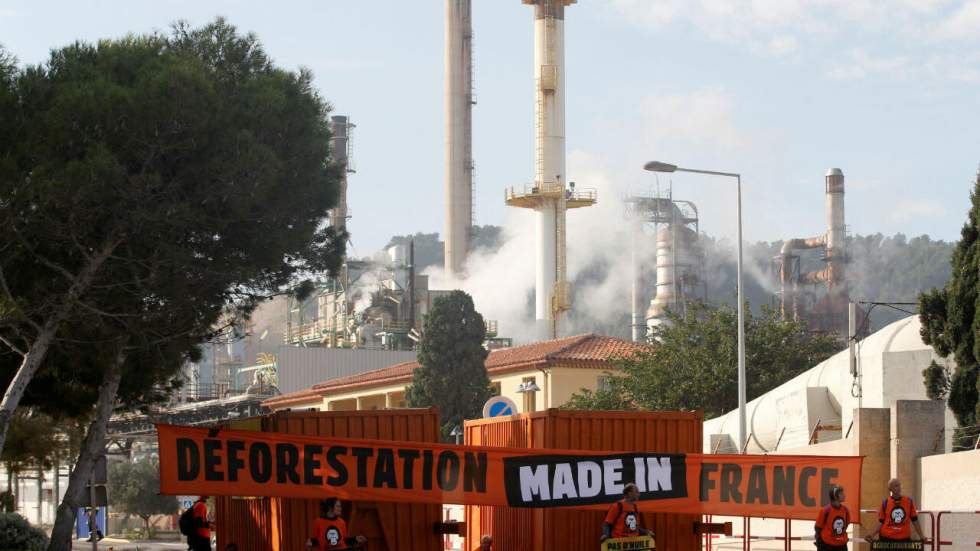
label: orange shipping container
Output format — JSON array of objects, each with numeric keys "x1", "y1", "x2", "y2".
[
  {"x1": 464, "y1": 408, "x2": 703, "y2": 551},
  {"x1": 213, "y1": 408, "x2": 443, "y2": 551}
]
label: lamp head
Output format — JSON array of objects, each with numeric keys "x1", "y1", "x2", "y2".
[{"x1": 644, "y1": 161, "x2": 677, "y2": 173}]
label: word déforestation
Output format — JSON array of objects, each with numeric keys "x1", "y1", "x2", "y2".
[{"x1": 175, "y1": 437, "x2": 489, "y2": 493}]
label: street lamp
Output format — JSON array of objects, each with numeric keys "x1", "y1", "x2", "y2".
[
  {"x1": 517, "y1": 380, "x2": 541, "y2": 393},
  {"x1": 644, "y1": 160, "x2": 747, "y2": 454}
]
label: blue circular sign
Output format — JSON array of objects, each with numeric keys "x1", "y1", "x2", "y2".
[{"x1": 482, "y1": 396, "x2": 518, "y2": 418}]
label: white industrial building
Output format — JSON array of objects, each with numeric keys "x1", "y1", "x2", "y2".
[
  {"x1": 704, "y1": 315, "x2": 956, "y2": 454},
  {"x1": 703, "y1": 315, "x2": 980, "y2": 549}
]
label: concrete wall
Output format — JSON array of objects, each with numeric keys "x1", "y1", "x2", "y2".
[
  {"x1": 891, "y1": 400, "x2": 945, "y2": 503},
  {"x1": 292, "y1": 364, "x2": 607, "y2": 415},
  {"x1": 277, "y1": 347, "x2": 416, "y2": 394},
  {"x1": 919, "y1": 449, "x2": 980, "y2": 549},
  {"x1": 546, "y1": 366, "x2": 603, "y2": 408}
]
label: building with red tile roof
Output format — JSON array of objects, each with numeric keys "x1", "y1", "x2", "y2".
[{"x1": 263, "y1": 334, "x2": 649, "y2": 413}]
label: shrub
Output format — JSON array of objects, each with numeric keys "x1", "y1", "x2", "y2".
[{"x1": 0, "y1": 512, "x2": 49, "y2": 551}]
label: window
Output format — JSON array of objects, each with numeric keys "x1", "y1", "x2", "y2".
[
  {"x1": 522, "y1": 376, "x2": 537, "y2": 413},
  {"x1": 491, "y1": 382, "x2": 502, "y2": 396},
  {"x1": 598, "y1": 376, "x2": 612, "y2": 392}
]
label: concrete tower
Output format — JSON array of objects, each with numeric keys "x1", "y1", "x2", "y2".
[
  {"x1": 506, "y1": 0, "x2": 594, "y2": 339},
  {"x1": 444, "y1": 0, "x2": 474, "y2": 277}
]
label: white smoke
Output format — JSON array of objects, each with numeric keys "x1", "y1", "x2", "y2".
[
  {"x1": 426, "y1": 150, "x2": 656, "y2": 342},
  {"x1": 352, "y1": 269, "x2": 381, "y2": 313},
  {"x1": 425, "y1": 155, "x2": 786, "y2": 342},
  {"x1": 426, "y1": 207, "x2": 538, "y2": 341}
]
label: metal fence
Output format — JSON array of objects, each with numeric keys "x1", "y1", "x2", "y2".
[{"x1": 701, "y1": 510, "x2": 978, "y2": 550}]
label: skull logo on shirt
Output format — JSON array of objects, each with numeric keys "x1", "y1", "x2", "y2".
[
  {"x1": 624, "y1": 513, "x2": 638, "y2": 532},
  {"x1": 891, "y1": 507, "x2": 906, "y2": 525},
  {"x1": 832, "y1": 517, "x2": 845, "y2": 535},
  {"x1": 325, "y1": 527, "x2": 341, "y2": 547}
]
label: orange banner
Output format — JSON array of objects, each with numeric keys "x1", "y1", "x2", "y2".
[{"x1": 157, "y1": 424, "x2": 861, "y2": 519}]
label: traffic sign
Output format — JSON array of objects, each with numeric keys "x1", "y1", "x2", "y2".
[
  {"x1": 179, "y1": 496, "x2": 196, "y2": 510},
  {"x1": 79, "y1": 485, "x2": 108, "y2": 508},
  {"x1": 91, "y1": 456, "x2": 107, "y2": 485},
  {"x1": 482, "y1": 396, "x2": 517, "y2": 418}
]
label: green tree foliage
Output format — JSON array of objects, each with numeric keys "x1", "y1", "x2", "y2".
[
  {"x1": 0, "y1": 21, "x2": 347, "y2": 549},
  {"x1": 922, "y1": 360, "x2": 951, "y2": 401},
  {"x1": 108, "y1": 458, "x2": 176, "y2": 536},
  {"x1": 919, "y1": 169, "x2": 980, "y2": 433},
  {"x1": 564, "y1": 302, "x2": 842, "y2": 418},
  {"x1": 1, "y1": 411, "x2": 62, "y2": 507},
  {"x1": 0, "y1": 19, "x2": 344, "y2": 446},
  {"x1": 0, "y1": 512, "x2": 49, "y2": 551},
  {"x1": 405, "y1": 290, "x2": 492, "y2": 438}
]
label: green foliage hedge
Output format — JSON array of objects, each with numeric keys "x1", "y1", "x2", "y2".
[{"x1": 0, "y1": 513, "x2": 49, "y2": 551}]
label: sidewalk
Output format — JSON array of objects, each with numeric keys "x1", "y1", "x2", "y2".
[{"x1": 71, "y1": 538, "x2": 188, "y2": 551}]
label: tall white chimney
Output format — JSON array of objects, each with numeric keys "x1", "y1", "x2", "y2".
[{"x1": 444, "y1": 0, "x2": 473, "y2": 277}]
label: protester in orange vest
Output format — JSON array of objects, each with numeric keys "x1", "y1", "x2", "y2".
[
  {"x1": 306, "y1": 497, "x2": 367, "y2": 550},
  {"x1": 188, "y1": 496, "x2": 214, "y2": 551},
  {"x1": 600, "y1": 483, "x2": 653, "y2": 542},
  {"x1": 814, "y1": 485, "x2": 850, "y2": 551},
  {"x1": 866, "y1": 478, "x2": 925, "y2": 543},
  {"x1": 473, "y1": 534, "x2": 492, "y2": 551}
]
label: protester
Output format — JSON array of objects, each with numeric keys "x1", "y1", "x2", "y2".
[
  {"x1": 85, "y1": 507, "x2": 104, "y2": 542},
  {"x1": 814, "y1": 485, "x2": 850, "y2": 551},
  {"x1": 474, "y1": 534, "x2": 492, "y2": 550},
  {"x1": 866, "y1": 478, "x2": 925, "y2": 543},
  {"x1": 187, "y1": 496, "x2": 214, "y2": 551},
  {"x1": 600, "y1": 483, "x2": 654, "y2": 542},
  {"x1": 306, "y1": 497, "x2": 368, "y2": 550}
]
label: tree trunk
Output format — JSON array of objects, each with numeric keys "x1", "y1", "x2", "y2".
[
  {"x1": 0, "y1": 236, "x2": 122, "y2": 459},
  {"x1": 46, "y1": 351, "x2": 124, "y2": 551},
  {"x1": 0, "y1": 321, "x2": 59, "y2": 457},
  {"x1": 142, "y1": 515, "x2": 150, "y2": 538}
]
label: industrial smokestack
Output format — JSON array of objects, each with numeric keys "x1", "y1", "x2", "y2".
[
  {"x1": 444, "y1": 0, "x2": 474, "y2": 277},
  {"x1": 825, "y1": 168, "x2": 845, "y2": 290},
  {"x1": 533, "y1": 0, "x2": 569, "y2": 338},
  {"x1": 329, "y1": 115, "x2": 351, "y2": 233},
  {"x1": 776, "y1": 168, "x2": 849, "y2": 338},
  {"x1": 504, "y1": 1, "x2": 588, "y2": 340}
]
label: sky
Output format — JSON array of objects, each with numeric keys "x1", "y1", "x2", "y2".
[{"x1": 2, "y1": 0, "x2": 980, "y2": 257}]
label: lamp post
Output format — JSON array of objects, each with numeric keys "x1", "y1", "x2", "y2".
[{"x1": 644, "y1": 161, "x2": 747, "y2": 454}]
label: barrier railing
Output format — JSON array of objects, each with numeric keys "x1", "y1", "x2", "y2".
[
  {"x1": 703, "y1": 510, "x2": 957, "y2": 550},
  {"x1": 935, "y1": 510, "x2": 980, "y2": 549},
  {"x1": 860, "y1": 509, "x2": 936, "y2": 551}
]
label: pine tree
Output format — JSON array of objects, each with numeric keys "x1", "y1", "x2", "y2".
[
  {"x1": 406, "y1": 291, "x2": 492, "y2": 439},
  {"x1": 919, "y1": 169, "x2": 980, "y2": 436}
]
